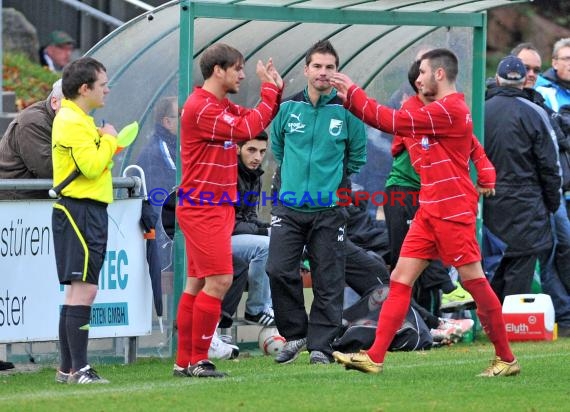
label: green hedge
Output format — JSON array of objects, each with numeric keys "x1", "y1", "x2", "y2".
[{"x1": 3, "y1": 52, "x2": 60, "y2": 110}]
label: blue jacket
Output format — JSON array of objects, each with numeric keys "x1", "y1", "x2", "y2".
[{"x1": 535, "y1": 68, "x2": 570, "y2": 112}]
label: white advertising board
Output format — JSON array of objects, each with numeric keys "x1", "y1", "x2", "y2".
[{"x1": 0, "y1": 198, "x2": 152, "y2": 342}]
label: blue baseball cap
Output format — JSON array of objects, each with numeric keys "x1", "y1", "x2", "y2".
[{"x1": 496, "y1": 55, "x2": 526, "y2": 81}]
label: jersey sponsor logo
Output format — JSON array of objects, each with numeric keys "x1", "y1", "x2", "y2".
[
  {"x1": 329, "y1": 119, "x2": 343, "y2": 136},
  {"x1": 287, "y1": 113, "x2": 306, "y2": 133}
]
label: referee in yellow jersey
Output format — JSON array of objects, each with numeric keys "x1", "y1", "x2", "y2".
[{"x1": 51, "y1": 57, "x2": 117, "y2": 384}]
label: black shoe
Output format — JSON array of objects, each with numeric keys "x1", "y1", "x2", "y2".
[
  {"x1": 244, "y1": 309, "x2": 275, "y2": 326},
  {"x1": 187, "y1": 360, "x2": 227, "y2": 378},
  {"x1": 173, "y1": 363, "x2": 191, "y2": 377},
  {"x1": 68, "y1": 365, "x2": 109, "y2": 384},
  {"x1": 309, "y1": 350, "x2": 331, "y2": 364},
  {"x1": 0, "y1": 361, "x2": 14, "y2": 371},
  {"x1": 558, "y1": 326, "x2": 570, "y2": 338},
  {"x1": 275, "y1": 338, "x2": 307, "y2": 364}
]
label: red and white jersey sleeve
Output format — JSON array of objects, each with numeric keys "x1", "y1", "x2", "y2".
[
  {"x1": 470, "y1": 135, "x2": 496, "y2": 189},
  {"x1": 345, "y1": 85, "x2": 479, "y2": 223},
  {"x1": 179, "y1": 83, "x2": 281, "y2": 205}
]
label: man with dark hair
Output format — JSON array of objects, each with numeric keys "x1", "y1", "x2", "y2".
[
  {"x1": 385, "y1": 60, "x2": 477, "y2": 317},
  {"x1": 267, "y1": 39, "x2": 366, "y2": 365},
  {"x1": 52, "y1": 56, "x2": 118, "y2": 384},
  {"x1": 330, "y1": 48, "x2": 519, "y2": 377},
  {"x1": 0, "y1": 79, "x2": 63, "y2": 199},
  {"x1": 231, "y1": 131, "x2": 275, "y2": 326},
  {"x1": 217, "y1": 131, "x2": 274, "y2": 329},
  {"x1": 174, "y1": 43, "x2": 282, "y2": 378}
]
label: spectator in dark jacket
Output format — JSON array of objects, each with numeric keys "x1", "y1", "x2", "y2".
[
  {"x1": 136, "y1": 96, "x2": 178, "y2": 271},
  {"x1": 484, "y1": 54, "x2": 561, "y2": 303},
  {"x1": 228, "y1": 131, "x2": 274, "y2": 326},
  {"x1": 0, "y1": 79, "x2": 63, "y2": 199},
  {"x1": 511, "y1": 43, "x2": 570, "y2": 337}
]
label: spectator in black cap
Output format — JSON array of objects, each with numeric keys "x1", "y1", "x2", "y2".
[{"x1": 39, "y1": 30, "x2": 75, "y2": 72}]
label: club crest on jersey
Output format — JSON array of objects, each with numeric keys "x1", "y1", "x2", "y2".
[
  {"x1": 329, "y1": 119, "x2": 343, "y2": 136},
  {"x1": 287, "y1": 113, "x2": 306, "y2": 133},
  {"x1": 222, "y1": 113, "x2": 237, "y2": 126},
  {"x1": 421, "y1": 136, "x2": 430, "y2": 150}
]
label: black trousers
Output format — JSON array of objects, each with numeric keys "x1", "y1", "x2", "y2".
[
  {"x1": 490, "y1": 254, "x2": 538, "y2": 303},
  {"x1": 384, "y1": 185, "x2": 453, "y2": 315},
  {"x1": 219, "y1": 255, "x2": 250, "y2": 328},
  {"x1": 345, "y1": 240, "x2": 388, "y2": 295},
  {"x1": 266, "y1": 206, "x2": 347, "y2": 355}
]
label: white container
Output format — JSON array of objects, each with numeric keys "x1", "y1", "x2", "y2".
[{"x1": 503, "y1": 294, "x2": 554, "y2": 329}]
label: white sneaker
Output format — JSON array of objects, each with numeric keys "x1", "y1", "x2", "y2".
[
  {"x1": 430, "y1": 319, "x2": 462, "y2": 344},
  {"x1": 209, "y1": 333, "x2": 239, "y2": 360}
]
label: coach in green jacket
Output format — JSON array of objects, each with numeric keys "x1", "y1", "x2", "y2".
[{"x1": 267, "y1": 40, "x2": 366, "y2": 365}]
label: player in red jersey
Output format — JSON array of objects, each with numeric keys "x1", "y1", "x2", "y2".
[
  {"x1": 174, "y1": 43, "x2": 283, "y2": 378},
  {"x1": 330, "y1": 48, "x2": 520, "y2": 377}
]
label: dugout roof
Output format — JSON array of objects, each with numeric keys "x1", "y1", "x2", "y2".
[
  {"x1": 87, "y1": 0, "x2": 530, "y2": 317},
  {"x1": 87, "y1": 0, "x2": 529, "y2": 175}
]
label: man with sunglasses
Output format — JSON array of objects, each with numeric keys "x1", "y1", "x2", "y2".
[{"x1": 512, "y1": 42, "x2": 570, "y2": 338}]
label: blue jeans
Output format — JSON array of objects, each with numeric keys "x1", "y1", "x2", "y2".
[
  {"x1": 540, "y1": 196, "x2": 570, "y2": 328},
  {"x1": 231, "y1": 234, "x2": 271, "y2": 315}
]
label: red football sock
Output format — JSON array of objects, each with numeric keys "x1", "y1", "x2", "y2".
[
  {"x1": 175, "y1": 292, "x2": 196, "y2": 367},
  {"x1": 190, "y1": 291, "x2": 222, "y2": 365},
  {"x1": 366, "y1": 280, "x2": 412, "y2": 363},
  {"x1": 463, "y1": 278, "x2": 514, "y2": 362}
]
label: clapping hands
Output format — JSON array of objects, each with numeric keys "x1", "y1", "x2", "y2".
[{"x1": 256, "y1": 58, "x2": 283, "y2": 89}]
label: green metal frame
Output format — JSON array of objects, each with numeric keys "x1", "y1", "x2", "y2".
[{"x1": 173, "y1": 0, "x2": 523, "y2": 344}]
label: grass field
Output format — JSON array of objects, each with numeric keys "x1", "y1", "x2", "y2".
[{"x1": 1, "y1": 338, "x2": 569, "y2": 412}]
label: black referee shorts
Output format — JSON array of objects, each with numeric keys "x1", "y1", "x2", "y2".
[{"x1": 52, "y1": 197, "x2": 108, "y2": 285}]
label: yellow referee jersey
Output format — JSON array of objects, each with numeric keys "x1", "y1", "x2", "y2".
[{"x1": 52, "y1": 99, "x2": 117, "y2": 203}]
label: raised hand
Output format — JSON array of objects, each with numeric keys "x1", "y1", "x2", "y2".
[
  {"x1": 256, "y1": 59, "x2": 278, "y2": 86},
  {"x1": 330, "y1": 72, "x2": 355, "y2": 101},
  {"x1": 266, "y1": 58, "x2": 283, "y2": 89}
]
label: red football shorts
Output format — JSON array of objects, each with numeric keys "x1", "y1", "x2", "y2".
[
  {"x1": 400, "y1": 207, "x2": 481, "y2": 267},
  {"x1": 176, "y1": 205, "x2": 234, "y2": 278}
]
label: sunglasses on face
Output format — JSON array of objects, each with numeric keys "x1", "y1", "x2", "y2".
[{"x1": 524, "y1": 65, "x2": 541, "y2": 74}]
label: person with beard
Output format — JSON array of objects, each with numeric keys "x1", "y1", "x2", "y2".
[
  {"x1": 330, "y1": 48, "x2": 519, "y2": 377},
  {"x1": 229, "y1": 131, "x2": 274, "y2": 327},
  {"x1": 267, "y1": 39, "x2": 367, "y2": 365},
  {"x1": 174, "y1": 43, "x2": 282, "y2": 378}
]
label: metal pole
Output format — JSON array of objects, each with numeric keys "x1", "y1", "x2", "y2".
[{"x1": 55, "y1": 0, "x2": 124, "y2": 28}]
